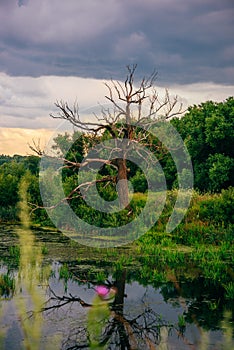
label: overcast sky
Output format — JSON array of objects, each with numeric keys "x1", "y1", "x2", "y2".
[{"x1": 0, "y1": 0, "x2": 233, "y2": 155}]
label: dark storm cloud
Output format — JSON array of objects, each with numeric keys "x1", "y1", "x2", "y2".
[{"x1": 0, "y1": 0, "x2": 233, "y2": 84}]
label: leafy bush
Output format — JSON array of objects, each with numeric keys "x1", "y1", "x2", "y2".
[
  {"x1": 131, "y1": 170, "x2": 147, "y2": 193},
  {"x1": 199, "y1": 187, "x2": 234, "y2": 226},
  {"x1": 0, "y1": 206, "x2": 18, "y2": 222}
]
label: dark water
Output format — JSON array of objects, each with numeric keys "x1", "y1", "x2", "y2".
[{"x1": 0, "y1": 225, "x2": 233, "y2": 350}]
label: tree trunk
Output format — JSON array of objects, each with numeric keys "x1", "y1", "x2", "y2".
[
  {"x1": 116, "y1": 158, "x2": 129, "y2": 209},
  {"x1": 113, "y1": 268, "x2": 127, "y2": 315}
]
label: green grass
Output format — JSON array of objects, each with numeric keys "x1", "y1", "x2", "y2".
[
  {"x1": 59, "y1": 264, "x2": 71, "y2": 281},
  {"x1": 178, "y1": 314, "x2": 186, "y2": 328},
  {"x1": 41, "y1": 244, "x2": 49, "y2": 255},
  {"x1": 8, "y1": 245, "x2": 20, "y2": 266},
  {"x1": 0, "y1": 273, "x2": 15, "y2": 297},
  {"x1": 224, "y1": 282, "x2": 234, "y2": 300}
]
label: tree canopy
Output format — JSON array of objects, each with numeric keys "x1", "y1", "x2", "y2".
[{"x1": 171, "y1": 97, "x2": 234, "y2": 192}]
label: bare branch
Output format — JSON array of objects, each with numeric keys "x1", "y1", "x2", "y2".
[
  {"x1": 28, "y1": 139, "x2": 44, "y2": 156},
  {"x1": 51, "y1": 100, "x2": 109, "y2": 133},
  {"x1": 30, "y1": 175, "x2": 116, "y2": 213}
]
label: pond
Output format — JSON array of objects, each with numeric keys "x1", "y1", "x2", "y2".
[{"x1": 0, "y1": 224, "x2": 233, "y2": 350}]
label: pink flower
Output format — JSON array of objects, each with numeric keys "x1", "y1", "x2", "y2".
[{"x1": 95, "y1": 285, "x2": 109, "y2": 297}]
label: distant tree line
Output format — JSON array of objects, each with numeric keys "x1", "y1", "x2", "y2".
[{"x1": 0, "y1": 155, "x2": 41, "y2": 222}]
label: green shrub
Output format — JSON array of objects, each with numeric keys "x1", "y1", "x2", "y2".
[
  {"x1": 0, "y1": 206, "x2": 18, "y2": 222},
  {"x1": 199, "y1": 187, "x2": 234, "y2": 226},
  {"x1": 224, "y1": 282, "x2": 234, "y2": 300},
  {"x1": 131, "y1": 170, "x2": 147, "y2": 193}
]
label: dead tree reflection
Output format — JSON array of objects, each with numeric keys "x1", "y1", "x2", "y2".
[{"x1": 42, "y1": 269, "x2": 173, "y2": 350}]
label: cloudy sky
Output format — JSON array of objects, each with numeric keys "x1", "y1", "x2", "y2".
[{"x1": 0, "y1": 0, "x2": 233, "y2": 155}]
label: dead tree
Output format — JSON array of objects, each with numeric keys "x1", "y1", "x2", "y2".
[{"x1": 38, "y1": 64, "x2": 184, "y2": 210}]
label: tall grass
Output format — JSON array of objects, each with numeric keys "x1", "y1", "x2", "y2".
[{"x1": 14, "y1": 173, "x2": 51, "y2": 350}]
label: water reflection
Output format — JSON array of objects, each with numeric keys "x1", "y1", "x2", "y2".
[
  {"x1": 44, "y1": 268, "x2": 172, "y2": 349},
  {"x1": 87, "y1": 269, "x2": 169, "y2": 349},
  {"x1": 41, "y1": 265, "x2": 234, "y2": 350},
  {"x1": 0, "y1": 223, "x2": 233, "y2": 349}
]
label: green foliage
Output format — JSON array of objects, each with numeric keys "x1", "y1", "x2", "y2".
[
  {"x1": 207, "y1": 154, "x2": 234, "y2": 192},
  {"x1": 0, "y1": 155, "x2": 42, "y2": 223},
  {"x1": 0, "y1": 154, "x2": 13, "y2": 166},
  {"x1": 0, "y1": 172, "x2": 19, "y2": 207},
  {"x1": 23, "y1": 156, "x2": 40, "y2": 175},
  {"x1": 95, "y1": 270, "x2": 107, "y2": 283},
  {"x1": 131, "y1": 170, "x2": 147, "y2": 192},
  {"x1": 41, "y1": 244, "x2": 49, "y2": 255},
  {"x1": 198, "y1": 187, "x2": 234, "y2": 226},
  {"x1": 9, "y1": 245, "x2": 20, "y2": 264},
  {"x1": 178, "y1": 314, "x2": 186, "y2": 328},
  {"x1": 0, "y1": 273, "x2": 15, "y2": 297},
  {"x1": 0, "y1": 206, "x2": 18, "y2": 222},
  {"x1": 59, "y1": 264, "x2": 71, "y2": 282},
  {"x1": 224, "y1": 282, "x2": 234, "y2": 300},
  {"x1": 171, "y1": 97, "x2": 234, "y2": 192}
]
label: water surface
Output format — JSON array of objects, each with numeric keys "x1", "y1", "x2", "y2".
[{"x1": 0, "y1": 225, "x2": 233, "y2": 349}]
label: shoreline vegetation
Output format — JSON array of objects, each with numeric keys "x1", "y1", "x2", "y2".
[
  {"x1": 0, "y1": 97, "x2": 233, "y2": 296},
  {"x1": 0, "y1": 186, "x2": 233, "y2": 239},
  {"x1": 0, "y1": 187, "x2": 233, "y2": 295}
]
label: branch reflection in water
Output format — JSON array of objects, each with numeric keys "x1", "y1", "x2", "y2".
[{"x1": 43, "y1": 268, "x2": 174, "y2": 350}]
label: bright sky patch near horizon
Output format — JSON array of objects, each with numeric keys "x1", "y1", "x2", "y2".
[{"x1": 0, "y1": 0, "x2": 233, "y2": 155}]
